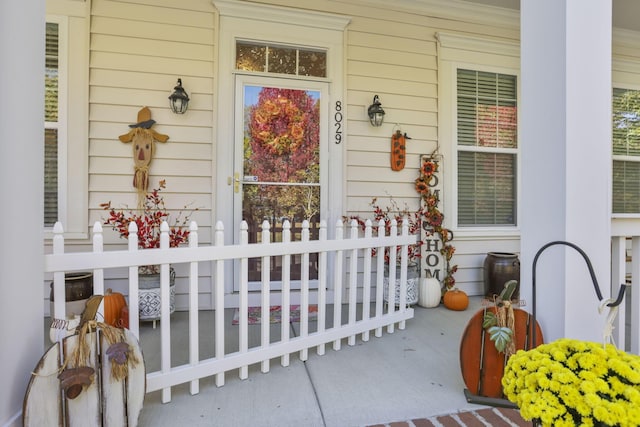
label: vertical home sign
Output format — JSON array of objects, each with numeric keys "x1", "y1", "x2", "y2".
[{"x1": 420, "y1": 154, "x2": 447, "y2": 281}]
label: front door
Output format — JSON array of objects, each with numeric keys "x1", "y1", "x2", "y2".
[{"x1": 234, "y1": 76, "x2": 328, "y2": 291}]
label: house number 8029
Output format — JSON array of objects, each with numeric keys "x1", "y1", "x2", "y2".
[{"x1": 334, "y1": 101, "x2": 343, "y2": 144}]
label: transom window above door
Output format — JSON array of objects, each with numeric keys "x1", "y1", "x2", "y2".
[{"x1": 235, "y1": 41, "x2": 327, "y2": 77}]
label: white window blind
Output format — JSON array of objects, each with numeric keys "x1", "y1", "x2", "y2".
[
  {"x1": 457, "y1": 69, "x2": 517, "y2": 226},
  {"x1": 612, "y1": 87, "x2": 640, "y2": 213},
  {"x1": 44, "y1": 22, "x2": 59, "y2": 227}
]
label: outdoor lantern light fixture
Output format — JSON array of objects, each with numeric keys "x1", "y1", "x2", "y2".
[
  {"x1": 367, "y1": 95, "x2": 385, "y2": 127},
  {"x1": 169, "y1": 78, "x2": 190, "y2": 114}
]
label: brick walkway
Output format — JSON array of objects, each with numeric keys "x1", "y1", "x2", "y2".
[{"x1": 368, "y1": 407, "x2": 532, "y2": 427}]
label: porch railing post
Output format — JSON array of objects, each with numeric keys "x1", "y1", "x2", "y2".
[
  {"x1": 160, "y1": 221, "x2": 172, "y2": 404},
  {"x1": 214, "y1": 220, "x2": 225, "y2": 387},
  {"x1": 281, "y1": 220, "x2": 291, "y2": 367},
  {"x1": 387, "y1": 219, "x2": 398, "y2": 334},
  {"x1": 300, "y1": 220, "x2": 310, "y2": 360},
  {"x1": 361, "y1": 219, "x2": 373, "y2": 342},
  {"x1": 188, "y1": 221, "x2": 200, "y2": 395},
  {"x1": 52, "y1": 222, "x2": 66, "y2": 321},
  {"x1": 348, "y1": 220, "x2": 358, "y2": 346},
  {"x1": 316, "y1": 220, "x2": 327, "y2": 356},
  {"x1": 127, "y1": 222, "x2": 140, "y2": 339},
  {"x1": 632, "y1": 237, "x2": 640, "y2": 354},
  {"x1": 239, "y1": 221, "x2": 249, "y2": 380},
  {"x1": 260, "y1": 220, "x2": 271, "y2": 373},
  {"x1": 92, "y1": 222, "x2": 105, "y2": 323},
  {"x1": 611, "y1": 236, "x2": 626, "y2": 349},
  {"x1": 333, "y1": 219, "x2": 344, "y2": 351},
  {"x1": 374, "y1": 219, "x2": 385, "y2": 338},
  {"x1": 399, "y1": 219, "x2": 409, "y2": 330}
]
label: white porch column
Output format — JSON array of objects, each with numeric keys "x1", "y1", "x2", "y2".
[
  {"x1": 520, "y1": 0, "x2": 612, "y2": 343},
  {"x1": 0, "y1": 0, "x2": 45, "y2": 425}
]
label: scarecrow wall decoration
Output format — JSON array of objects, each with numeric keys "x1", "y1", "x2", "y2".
[{"x1": 119, "y1": 107, "x2": 169, "y2": 208}]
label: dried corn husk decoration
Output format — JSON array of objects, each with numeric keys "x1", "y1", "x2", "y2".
[
  {"x1": 483, "y1": 280, "x2": 518, "y2": 356},
  {"x1": 68, "y1": 321, "x2": 140, "y2": 383}
]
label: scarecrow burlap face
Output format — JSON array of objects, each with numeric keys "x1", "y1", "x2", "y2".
[{"x1": 118, "y1": 107, "x2": 169, "y2": 207}]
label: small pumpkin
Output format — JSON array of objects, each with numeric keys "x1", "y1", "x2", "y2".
[
  {"x1": 103, "y1": 288, "x2": 128, "y2": 327},
  {"x1": 443, "y1": 288, "x2": 469, "y2": 311}
]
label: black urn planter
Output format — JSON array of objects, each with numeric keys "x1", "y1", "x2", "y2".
[
  {"x1": 49, "y1": 272, "x2": 94, "y2": 317},
  {"x1": 483, "y1": 252, "x2": 520, "y2": 299}
]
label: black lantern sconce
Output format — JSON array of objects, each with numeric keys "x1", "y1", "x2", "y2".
[
  {"x1": 367, "y1": 95, "x2": 385, "y2": 127},
  {"x1": 169, "y1": 78, "x2": 190, "y2": 114}
]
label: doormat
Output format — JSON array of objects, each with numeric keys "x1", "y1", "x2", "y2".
[{"x1": 232, "y1": 305, "x2": 318, "y2": 325}]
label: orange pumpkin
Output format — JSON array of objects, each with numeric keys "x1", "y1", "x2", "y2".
[
  {"x1": 103, "y1": 288, "x2": 128, "y2": 327},
  {"x1": 443, "y1": 288, "x2": 469, "y2": 311}
]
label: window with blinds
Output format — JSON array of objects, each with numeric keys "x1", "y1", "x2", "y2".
[
  {"x1": 44, "y1": 22, "x2": 59, "y2": 227},
  {"x1": 612, "y1": 87, "x2": 640, "y2": 214},
  {"x1": 456, "y1": 69, "x2": 517, "y2": 226}
]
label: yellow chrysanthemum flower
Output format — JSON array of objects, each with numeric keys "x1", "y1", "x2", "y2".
[{"x1": 502, "y1": 338, "x2": 640, "y2": 426}]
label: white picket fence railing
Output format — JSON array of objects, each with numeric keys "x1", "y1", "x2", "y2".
[
  {"x1": 45, "y1": 218, "x2": 417, "y2": 403},
  {"x1": 611, "y1": 228, "x2": 640, "y2": 354}
]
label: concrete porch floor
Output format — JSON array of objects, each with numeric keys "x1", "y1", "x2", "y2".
[{"x1": 134, "y1": 296, "x2": 515, "y2": 427}]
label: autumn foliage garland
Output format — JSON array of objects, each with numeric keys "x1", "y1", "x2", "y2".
[
  {"x1": 347, "y1": 154, "x2": 457, "y2": 290},
  {"x1": 414, "y1": 155, "x2": 457, "y2": 290}
]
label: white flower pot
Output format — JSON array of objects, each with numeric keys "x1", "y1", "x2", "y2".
[
  {"x1": 139, "y1": 268, "x2": 176, "y2": 322},
  {"x1": 383, "y1": 262, "x2": 419, "y2": 306}
]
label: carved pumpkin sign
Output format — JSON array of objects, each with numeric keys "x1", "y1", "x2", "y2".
[
  {"x1": 391, "y1": 130, "x2": 406, "y2": 171},
  {"x1": 119, "y1": 107, "x2": 169, "y2": 207}
]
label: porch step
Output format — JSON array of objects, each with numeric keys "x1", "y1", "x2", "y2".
[{"x1": 368, "y1": 407, "x2": 531, "y2": 427}]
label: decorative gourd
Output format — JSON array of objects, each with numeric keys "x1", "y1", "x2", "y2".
[
  {"x1": 418, "y1": 277, "x2": 441, "y2": 308},
  {"x1": 103, "y1": 288, "x2": 127, "y2": 327},
  {"x1": 117, "y1": 305, "x2": 130, "y2": 329},
  {"x1": 443, "y1": 288, "x2": 469, "y2": 311}
]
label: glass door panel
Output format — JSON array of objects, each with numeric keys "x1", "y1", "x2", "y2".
[{"x1": 236, "y1": 80, "x2": 324, "y2": 289}]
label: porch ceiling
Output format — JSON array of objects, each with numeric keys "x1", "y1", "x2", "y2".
[{"x1": 462, "y1": 0, "x2": 640, "y2": 32}]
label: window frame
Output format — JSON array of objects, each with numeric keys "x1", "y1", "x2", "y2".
[
  {"x1": 610, "y1": 43, "x2": 640, "y2": 224},
  {"x1": 436, "y1": 32, "x2": 521, "y2": 238},
  {"x1": 213, "y1": 0, "x2": 349, "y2": 298},
  {"x1": 45, "y1": 0, "x2": 89, "y2": 240},
  {"x1": 44, "y1": 16, "x2": 68, "y2": 231},
  {"x1": 455, "y1": 68, "x2": 519, "y2": 228},
  {"x1": 214, "y1": 0, "x2": 349, "y2": 232},
  {"x1": 611, "y1": 83, "x2": 640, "y2": 217}
]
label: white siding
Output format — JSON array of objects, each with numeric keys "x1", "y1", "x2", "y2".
[
  {"x1": 337, "y1": 1, "x2": 521, "y2": 295},
  {"x1": 45, "y1": 0, "x2": 217, "y2": 314},
  {"x1": 45, "y1": 0, "x2": 640, "y2": 310}
]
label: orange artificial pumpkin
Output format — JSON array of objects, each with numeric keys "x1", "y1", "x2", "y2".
[
  {"x1": 443, "y1": 288, "x2": 469, "y2": 311},
  {"x1": 103, "y1": 288, "x2": 128, "y2": 327}
]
